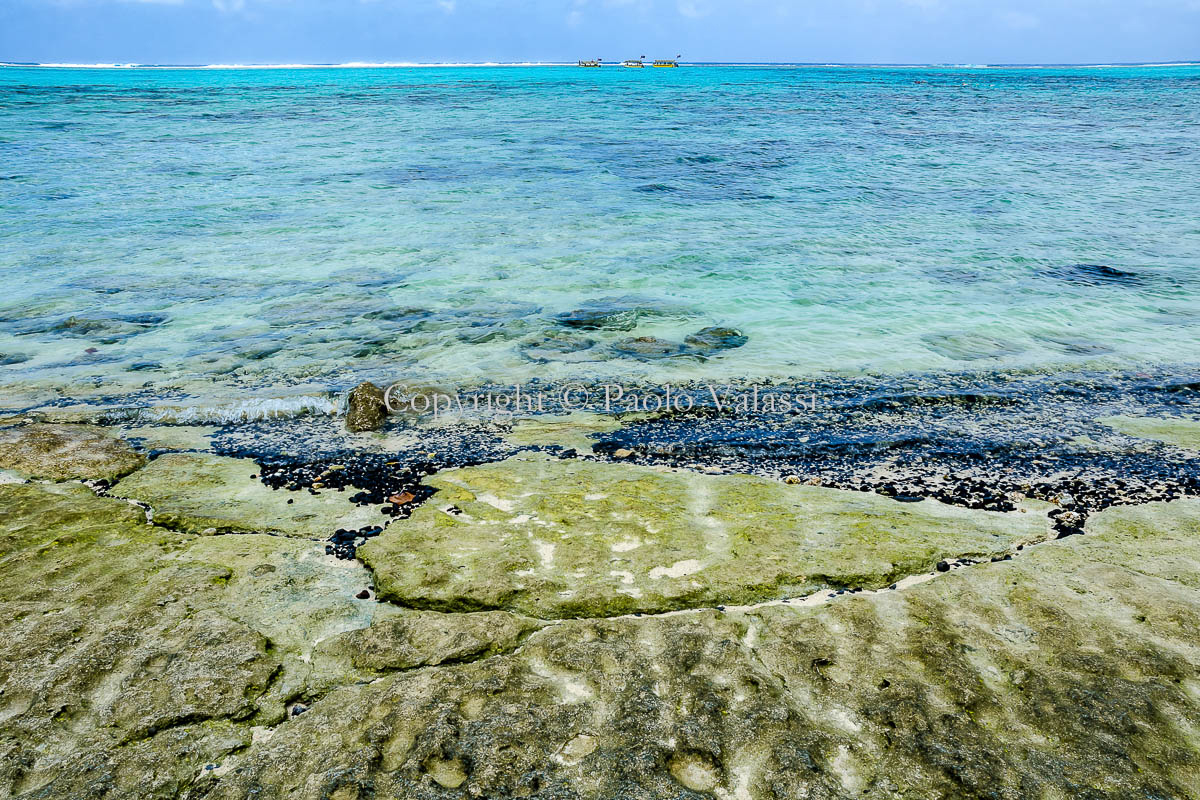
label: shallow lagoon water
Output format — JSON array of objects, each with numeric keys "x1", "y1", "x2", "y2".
[{"x1": 1, "y1": 64, "x2": 1199, "y2": 414}]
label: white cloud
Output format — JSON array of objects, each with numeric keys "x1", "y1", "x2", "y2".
[
  {"x1": 212, "y1": 0, "x2": 245, "y2": 10},
  {"x1": 677, "y1": 0, "x2": 709, "y2": 18},
  {"x1": 437, "y1": 0, "x2": 456, "y2": 12}
]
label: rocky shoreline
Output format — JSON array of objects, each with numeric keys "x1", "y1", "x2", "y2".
[{"x1": 1, "y1": 370, "x2": 1199, "y2": 798}]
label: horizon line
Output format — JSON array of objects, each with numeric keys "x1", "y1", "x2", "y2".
[{"x1": 2, "y1": 60, "x2": 1199, "y2": 70}]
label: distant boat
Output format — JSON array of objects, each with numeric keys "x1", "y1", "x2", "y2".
[
  {"x1": 653, "y1": 55, "x2": 681, "y2": 68},
  {"x1": 577, "y1": 59, "x2": 602, "y2": 68},
  {"x1": 622, "y1": 57, "x2": 645, "y2": 68}
]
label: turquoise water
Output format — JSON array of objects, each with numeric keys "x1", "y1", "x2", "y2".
[{"x1": 2, "y1": 64, "x2": 1199, "y2": 412}]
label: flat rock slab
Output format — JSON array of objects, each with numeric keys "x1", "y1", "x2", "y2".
[
  {"x1": 0, "y1": 423, "x2": 146, "y2": 482},
  {"x1": 0, "y1": 481, "x2": 550, "y2": 798},
  {"x1": 197, "y1": 500, "x2": 1200, "y2": 800},
  {"x1": 111, "y1": 452, "x2": 383, "y2": 537},
  {"x1": 360, "y1": 453, "x2": 1053, "y2": 618},
  {"x1": 1101, "y1": 414, "x2": 1200, "y2": 452},
  {"x1": 503, "y1": 411, "x2": 625, "y2": 455}
]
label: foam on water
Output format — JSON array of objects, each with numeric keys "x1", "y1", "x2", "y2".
[{"x1": 135, "y1": 395, "x2": 339, "y2": 425}]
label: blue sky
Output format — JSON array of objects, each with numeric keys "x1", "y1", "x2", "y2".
[{"x1": 1, "y1": 0, "x2": 1198, "y2": 65}]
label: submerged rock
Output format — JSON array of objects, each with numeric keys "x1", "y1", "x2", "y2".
[
  {"x1": 110, "y1": 452, "x2": 383, "y2": 536},
  {"x1": 1031, "y1": 331, "x2": 1115, "y2": 356},
  {"x1": 518, "y1": 330, "x2": 599, "y2": 362},
  {"x1": 553, "y1": 307, "x2": 639, "y2": 331},
  {"x1": 684, "y1": 325, "x2": 749, "y2": 355},
  {"x1": 922, "y1": 331, "x2": 1024, "y2": 361},
  {"x1": 610, "y1": 336, "x2": 690, "y2": 360},
  {"x1": 0, "y1": 423, "x2": 146, "y2": 482},
  {"x1": 1041, "y1": 262, "x2": 1144, "y2": 287},
  {"x1": 18, "y1": 313, "x2": 169, "y2": 344},
  {"x1": 345, "y1": 381, "x2": 388, "y2": 432},
  {"x1": 359, "y1": 453, "x2": 1052, "y2": 618}
]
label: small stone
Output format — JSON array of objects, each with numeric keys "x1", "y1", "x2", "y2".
[
  {"x1": 356, "y1": 589, "x2": 371, "y2": 600},
  {"x1": 388, "y1": 491, "x2": 416, "y2": 505},
  {"x1": 345, "y1": 381, "x2": 388, "y2": 432},
  {"x1": 613, "y1": 448, "x2": 634, "y2": 459},
  {"x1": 936, "y1": 560, "x2": 951, "y2": 572},
  {"x1": 783, "y1": 476, "x2": 801, "y2": 485},
  {"x1": 669, "y1": 751, "x2": 721, "y2": 792}
]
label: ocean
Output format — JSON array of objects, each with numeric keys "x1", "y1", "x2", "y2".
[{"x1": 2, "y1": 63, "x2": 1199, "y2": 418}]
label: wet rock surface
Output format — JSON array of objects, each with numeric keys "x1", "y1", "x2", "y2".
[
  {"x1": 89, "y1": 499, "x2": 1200, "y2": 800},
  {"x1": 587, "y1": 370, "x2": 1200, "y2": 535},
  {"x1": 610, "y1": 335, "x2": 691, "y2": 360},
  {"x1": 1, "y1": 369, "x2": 1198, "y2": 798},
  {"x1": 685, "y1": 325, "x2": 749, "y2": 354},
  {"x1": 0, "y1": 422, "x2": 146, "y2": 482},
  {"x1": 0, "y1": 483, "x2": 308, "y2": 797},
  {"x1": 344, "y1": 380, "x2": 388, "y2": 432},
  {"x1": 110, "y1": 452, "x2": 385, "y2": 537},
  {"x1": 360, "y1": 452, "x2": 1052, "y2": 618}
]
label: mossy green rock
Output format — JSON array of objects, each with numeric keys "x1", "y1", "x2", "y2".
[
  {"x1": 317, "y1": 608, "x2": 544, "y2": 672},
  {"x1": 0, "y1": 482, "x2": 394, "y2": 797},
  {"x1": 4, "y1": 474, "x2": 1200, "y2": 798},
  {"x1": 1101, "y1": 414, "x2": 1200, "y2": 452},
  {"x1": 111, "y1": 452, "x2": 383, "y2": 537},
  {"x1": 193, "y1": 500, "x2": 1200, "y2": 800},
  {"x1": 0, "y1": 423, "x2": 146, "y2": 482},
  {"x1": 360, "y1": 453, "x2": 1052, "y2": 618}
]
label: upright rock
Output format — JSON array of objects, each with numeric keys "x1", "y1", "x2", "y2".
[{"x1": 345, "y1": 381, "x2": 388, "y2": 432}]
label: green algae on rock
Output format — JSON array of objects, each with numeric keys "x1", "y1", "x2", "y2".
[
  {"x1": 345, "y1": 380, "x2": 388, "y2": 432},
  {"x1": 503, "y1": 411, "x2": 625, "y2": 455},
  {"x1": 110, "y1": 452, "x2": 384, "y2": 537},
  {"x1": 4, "y1": 463, "x2": 1200, "y2": 798},
  {"x1": 359, "y1": 453, "x2": 1054, "y2": 618},
  {"x1": 0, "y1": 481, "x2": 394, "y2": 797},
  {"x1": 318, "y1": 608, "x2": 544, "y2": 673},
  {"x1": 1100, "y1": 414, "x2": 1200, "y2": 452},
  {"x1": 0, "y1": 483, "x2": 279, "y2": 796},
  {"x1": 0, "y1": 423, "x2": 146, "y2": 482},
  {"x1": 186, "y1": 500, "x2": 1200, "y2": 800}
]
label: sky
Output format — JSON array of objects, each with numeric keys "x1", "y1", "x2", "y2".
[{"x1": 1, "y1": 0, "x2": 1198, "y2": 66}]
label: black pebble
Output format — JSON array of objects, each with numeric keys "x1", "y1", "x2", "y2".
[{"x1": 936, "y1": 560, "x2": 950, "y2": 572}]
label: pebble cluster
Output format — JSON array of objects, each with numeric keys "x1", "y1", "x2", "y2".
[{"x1": 213, "y1": 418, "x2": 524, "y2": 559}]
